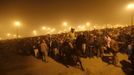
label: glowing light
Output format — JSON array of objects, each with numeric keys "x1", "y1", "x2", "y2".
[
  {"x1": 81, "y1": 25, "x2": 86, "y2": 29},
  {"x1": 93, "y1": 26, "x2": 96, "y2": 29},
  {"x1": 47, "y1": 27, "x2": 51, "y2": 30},
  {"x1": 63, "y1": 22, "x2": 68, "y2": 26},
  {"x1": 13, "y1": 34, "x2": 16, "y2": 37},
  {"x1": 58, "y1": 31, "x2": 62, "y2": 34},
  {"x1": 12, "y1": 34, "x2": 17, "y2": 37},
  {"x1": 63, "y1": 29, "x2": 67, "y2": 32},
  {"x1": 77, "y1": 25, "x2": 81, "y2": 28},
  {"x1": 68, "y1": 26, "x2": 72, "y2": 30},
  {"x1": 47, "y1": 31, "x2": 50, "y2": 34},
  {"x1": 42, "y1": 26, "x2": 46, "y2": 30},
  {"x1": 127, "y1": 4, "x2": 134, "y2": 9},
  {"x1": 86, "y1": 22, "x2": 90, "y2": 26},
  {"x1": 0, "y1": 37, "x2": 2, "y2": 40},
  {"x1": 15, "y1": 21, "x2": 21, "y2": 27},
  {"x1": 33, "y1": 30, "x2": 37, "y2": 36},
  {"x1": 51, "y1": 28, "x2": 56, "y2": 32},
  {"x1": 125, "y1": 24, "x2": 128, "y2": 27},
  {"x1": 7, "y1": 33, "x2": 11, "y2": 37},
  {"x1": 18, "y1": 35, "x2": 21, "y2": 38},
  {"x1": 77, "y1": 25, "x2": 86, "y2": 31},
  {"x1": 116, "y1": 24, "x2": 119, "y2": 28}
]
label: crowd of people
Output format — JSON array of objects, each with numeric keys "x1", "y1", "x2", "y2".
[{"x1": 0, "y1": 25, "x2": 134, "y2": 71}]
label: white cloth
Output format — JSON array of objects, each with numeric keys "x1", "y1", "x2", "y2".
[{"x1": 105, "y1": 36, "x2": 111, "y2": 48}]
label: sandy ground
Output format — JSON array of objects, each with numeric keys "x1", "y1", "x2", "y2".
[{"x1": 0, "y1": 49, "x2": 132, "y2": 75}]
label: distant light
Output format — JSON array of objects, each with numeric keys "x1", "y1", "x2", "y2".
[
  {"x1": 42, "y1": 26, "x2": 46, "y2": 30},
  {"x1": 63, "y1": 29, "x2": 67, "y2": 32},
  {"x1": 47, "y1": 27, "x2": 51, "y2": 30},
  {"x1": 58, "y1": 31, "x2": 62, "y2": 34},
  {"x1": 13, "y1": 34, "x2": 17, "y2": 37},
  {"x1": 86, "y1": 22, "x2": 90, "y2": 26},
  {"x1": 33, "y1": 30, "x2": 37, "y2": 36},
  {"x1": 47, "y1": 31, "x2": 50, "y2": 34},
  {"x1": 125, "y1": 24, "x2": 128, "y2": 27},
  {"x1": 63, "y1": 22, "x2": 68, "y2": 26},
  {"x1": 0, "y1": 37, "x2": 2, "y2": 40},
  {"x1": 81, "y1": 25, "x2": 86, "y2": 30},
  {"x1": 18, "y1": 35, "x2": 21, "y2": 38},
  {"x1": 7, "y1": 33, "x2": 11, "y2": 37},
  {"x1": 77, "y1": 25, "x2": 81, "y2": 28},
  {"x1": 77, "y1": 25, "x2": 86, "y2": 31},
  {"x1": 128, "y1": 4, "x2": 134, "y2": 9},
  {"x1": 33, "y1": 30, "x2": 36, "y2": 33},
  {"x1": 116, "y1": 24, "x2": 119, "y2": 28},
  {"x1": 51, "y1": 28, "x2": 56, "y2": 32},
  {"x1": 68, "y1": 26, "x2": 72, "y2": 30},
  {"x1": 15, "y1": 21, "x2": 21, "y2": 27},
  {"x1": 93, "y1": 26, "x2": 96, "y2": 29}
]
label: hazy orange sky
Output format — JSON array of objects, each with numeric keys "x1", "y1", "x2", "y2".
[{"x1": 0, "y1": 0, "x2": 133, "y2": 38}]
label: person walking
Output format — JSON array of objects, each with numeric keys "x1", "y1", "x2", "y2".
[{"x1": 40, "y1": 39, "x2": 48, "y2": 62}]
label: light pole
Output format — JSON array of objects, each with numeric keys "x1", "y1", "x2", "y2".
[
  {"x1": 41, "y1": 26, "x2": 46, "y2": 35},
  {"x1": 86, "y1": 22, "x2": 90, "y2": 30},
  {"x1": 127, "y1": 4, "x2": 134, "y2": 26},
  {"x1": 15, "y1": 21, "x2": 21, "y2": 39},
  {"x1": 62, "y1": 22, "x2": 68, "y2": 32},
  {"x1": 127, "y1": 3, "x2": 134, "y2": 34}
]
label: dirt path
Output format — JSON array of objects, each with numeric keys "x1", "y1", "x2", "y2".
[{"x1": 0, "y1": 49, "x2": 130, "y2": 75}]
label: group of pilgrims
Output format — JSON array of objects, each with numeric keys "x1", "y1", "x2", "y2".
[
  {"x1": 1, "y1": 26, "x2": 134, "y2": 71},
  {"x1": 30, "y1": 27, "x2": 134, "y2": 71}
]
